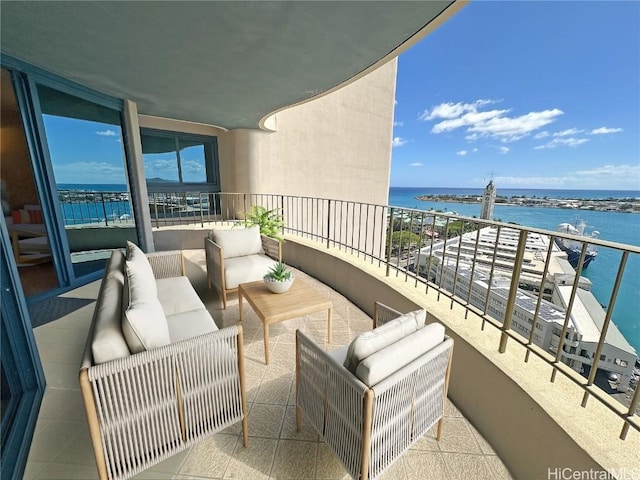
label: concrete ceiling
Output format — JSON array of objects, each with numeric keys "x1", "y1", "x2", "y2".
[{"x1": 1, "y1": 1, "x2": 462, "y2": 130}]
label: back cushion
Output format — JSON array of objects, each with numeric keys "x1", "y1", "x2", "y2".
[
  {"x1": 343, "y1": 309, "x2": 426, "y2": 374},
  {"x1": 211, "y1": 226, "x2": 264, "y2": 259},
  {"x1": 355, "y1": 322, "x2": 446, "y2": 386},
  {"x1": 91, "y1": 250, "x2": 131, "y2": 364},
  {"x1": 126, "y1": 241, "x2": 157, "y2": 296},
  {"x1": 122, "y1": 261, "x2": 170, "y2": 354}
]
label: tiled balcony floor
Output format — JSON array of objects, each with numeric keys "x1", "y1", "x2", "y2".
[{"x1": 24, "y1": 249, "x2": 512, "y2": 480}]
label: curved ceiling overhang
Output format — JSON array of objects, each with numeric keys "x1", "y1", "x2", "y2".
[{"x1": 1, "y1": 1, "x2": 465, "y2": 130}]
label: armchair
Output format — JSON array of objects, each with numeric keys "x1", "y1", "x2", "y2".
[
  {"x1": 295, "y1": 303, "x2": 453, "y2": 480},
  {"x1": 205, "y1": 225, "x2": 282, "y2": 309}
]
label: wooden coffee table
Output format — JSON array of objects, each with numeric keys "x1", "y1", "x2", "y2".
[{"x1": 238, "y1": 279, "x2": 332, "y2": 364}]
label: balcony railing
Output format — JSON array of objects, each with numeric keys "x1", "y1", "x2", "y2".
[{"x1": 59, "y1": 189, "x2": 640, "y2": 440}]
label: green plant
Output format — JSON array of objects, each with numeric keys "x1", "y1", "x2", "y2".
[
  {"x1": 265, "y1": 262, "x2": 292, "y2": 281},
  {"x1": 243, "y1": 206, "x2": 285, "y2": 241}
]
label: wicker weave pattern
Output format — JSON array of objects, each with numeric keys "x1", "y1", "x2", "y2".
[
  {"x1": 373, "y1": 302, "x2": 402, "y2": 328},
  {"x1": 296, "y1": 331, "x2": 368, "y2": 478},
  {"x1": 368, "y1": 340, "x2": 452, "y2": 479},
  {"x1": 296, "y1": 326, "x2": 453, "y2": 480},
  {"x1": 87, "y1": 326, "x2": 244, "y2": 480},
  {"x1": 146, "y1": 250, "x2": 184, "y2": 278}
]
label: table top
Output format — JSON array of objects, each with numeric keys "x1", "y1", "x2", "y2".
[{"x1": 238, "y1": 279, "x2": 331, "y2": 323}]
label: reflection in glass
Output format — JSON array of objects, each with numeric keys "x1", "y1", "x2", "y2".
[
  {"x1": 141, "y1": 134, "x2": 179, "y2": 183},
  {"x1": 37, "y1": 85, "x2": 137, "y2": 278},
  {"x1": 179, "y1": 143, "x2": 206, "y2": 183}
]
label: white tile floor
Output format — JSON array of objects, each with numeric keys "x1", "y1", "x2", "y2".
[{"x1": 24, "y1": 249, "x2": 512, "y2": 480}]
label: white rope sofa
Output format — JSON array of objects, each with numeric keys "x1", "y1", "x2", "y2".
[
  {"x1": 296, "y1": 302, "x2": 454, "y2": 480},
  {"x1": 80, "y1": 242, "x2": 248, "y2": 480}
]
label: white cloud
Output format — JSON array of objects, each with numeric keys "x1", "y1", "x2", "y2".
[
  {"x1": 499, "y1": 146, "x2": 510, "y2": 154},
  {"x1": 472, "y1": 148, "x2": 478, "y2": 153},
  {"x1": 54, "y1": 161, "x2": 126, "y2": 183},
  {"x1": 534, "y1": 137, "x2": 590, "y2": 149},
  {"x1": 410, "y1": 162, "x2": 423, "y2": 167},
  {"x1": 491, "y1": 164, "x2": 640, "y2": 190},
  {"x1": 96, "y1": 129, "x2": 118, "y2": 137},
  {"x1": 553, "y1": 128, "x2": 584, "y2": 137},
  {"x1": 419, "y1": 99, "x2": 493, "y2": 121},
  {"x1": 393, "y1": 121, "x2": 404, "y2": 127},
  {"x1": 591, "y1": 127, "x2": 623, "y2": 135},
  {"x1": 392, "y1": 137, "x2": 407, "y2": 147},
  {"x1": 534, "y1": 131, "x2": 550, "y2": 139},
  {"x1": 456, "y1": 150, "x2": 468, "y2": 156},
  {"x1": 421, "y1": 99, "x2": 563, "y2": 142}
]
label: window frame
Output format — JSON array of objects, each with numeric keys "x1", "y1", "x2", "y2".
[{"x1": 140, "y1": 128, "x2": 220, "y2": 193}]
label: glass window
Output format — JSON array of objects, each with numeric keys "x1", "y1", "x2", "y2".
[
  {"x1": 37, "y1": 84, "x2": 138, "y2": 278},
  {"x1": 141, "y1": 130, "x2": 219, "y2": 191}
]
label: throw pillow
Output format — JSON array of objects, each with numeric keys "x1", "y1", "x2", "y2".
[
  {"x1": 122, "y1": 251, "x2": 170, "y2": 354},
  {"x1": 343, "y1": 309, "x2": 426, "y2": 374},
  {"x1": 11, "y1": 209, "x2": 30, "y2": 224},
  {"x1": 211, "y1": 225, "x2": 264, "y2": 259},
  {"x1": 125, "y1": 241, "x2": 157, "y2": 296}
]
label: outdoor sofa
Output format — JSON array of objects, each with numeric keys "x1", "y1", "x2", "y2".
[{"x1": 80, "y1": 242, "x2": 248, "y2": 480}]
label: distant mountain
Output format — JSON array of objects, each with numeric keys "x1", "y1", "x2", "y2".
[{"x1": 146, "y1": 177, "x2": 179, "y2": 183}]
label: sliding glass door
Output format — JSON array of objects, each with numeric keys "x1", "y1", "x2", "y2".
[{"x1": 36, "y1": 84, "x2": 138, "y2": 278}]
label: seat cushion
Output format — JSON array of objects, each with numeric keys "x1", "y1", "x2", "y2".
[
  {"x1": 156, "y1": 276, "x2": 207, "y2": 316},
  {"x1": 166, "y1": 308, "x2": 218, "y2": 343},
  {"x1": 343, "y1": 309, "x2": 426, "y2": 373},
  {"x1": 224, "y1": 254, "x2": 276, "y2": 289},
  {"x1": 211, "y1": 225, "x2": 264, "y2": 259},
  {"x1": 355, "y1": 322, "x2": 445, "y2": 386},
  {"x1": 91, "y1": 250, "x2": 131, "y2": 364}
]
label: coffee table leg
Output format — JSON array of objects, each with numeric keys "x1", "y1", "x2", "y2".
[
  {"x1": 327, "y1": 307, "x2": 332, "y2": 343},
  {"x1": 264, "y1": 323, "x2": 270, "y2": 365},
  {"x1": 239, "y1": 292, "x2": 243, "y2": 322}
]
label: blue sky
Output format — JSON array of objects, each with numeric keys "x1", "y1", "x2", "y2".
[{"x1": 390, "y1": 1, "x2": 640, "y2": 190}]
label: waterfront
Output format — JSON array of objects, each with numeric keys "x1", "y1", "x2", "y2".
[{"x1": 389, "y1": 187, "x2": 640, "y2": 355}]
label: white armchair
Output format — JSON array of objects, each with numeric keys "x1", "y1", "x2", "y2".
[
  {"x1": 204, "y1": 226, "x2": 282, "y2": 309},
  {"x1": 295, "y1": 302, "x2": 453, "y2": 480}
]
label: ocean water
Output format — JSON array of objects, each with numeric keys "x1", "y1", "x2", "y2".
[{"x1": 389, "y1": 187, "x2": 640, "y2": 354}]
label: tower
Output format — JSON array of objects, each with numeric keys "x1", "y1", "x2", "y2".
[{"x1": 480, "y1": 180, "x2": 496, "y2": 220}]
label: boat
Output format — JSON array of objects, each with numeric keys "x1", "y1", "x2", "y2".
[{"x1": 555, "y1": 220, "x2": 599, "y2": 269}]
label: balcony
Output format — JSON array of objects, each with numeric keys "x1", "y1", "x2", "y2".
[
  {"x1": 27, "y1": 191, "x2": 640, "y2": 479},
  {"x1": 25, "y1": 252, "x2": 511, "y2": 480}
]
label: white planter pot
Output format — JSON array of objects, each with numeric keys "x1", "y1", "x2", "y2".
[{"x1": 263, "y1": 275, "x2": 294, "y2": 294}]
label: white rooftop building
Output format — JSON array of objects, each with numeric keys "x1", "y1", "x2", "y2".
[{"x1": 415, "y1": 226, "x2": 637, "y2": 389}]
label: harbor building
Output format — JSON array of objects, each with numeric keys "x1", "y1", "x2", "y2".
[{"x1": 415, "y1": 226, "x2": 637, "y2": 389}]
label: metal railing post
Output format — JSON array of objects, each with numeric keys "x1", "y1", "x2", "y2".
[
  {"x1": 499, "y1": 229, "x2": 528, "y2": 353},
  {"x1": 326, "y1": 200, "x2": 331, "y2": 249},
  {"x1": 385, "y1": 208, "x2": 394, "y2": 277},
  {"x1": 100, "y1": 193, "x2": 109, "y2": 226}
]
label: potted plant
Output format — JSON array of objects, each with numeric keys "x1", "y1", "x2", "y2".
[
  {"x1": 263, "y1": 261, "x2": 294, "y2": 293},
  {"x1": 243, "y1": 206, "x2": 285, "y2": 241}
]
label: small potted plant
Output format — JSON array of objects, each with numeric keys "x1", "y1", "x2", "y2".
[{"x1": 263, "y1": 261, "x2": 294, "y2": 294}]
